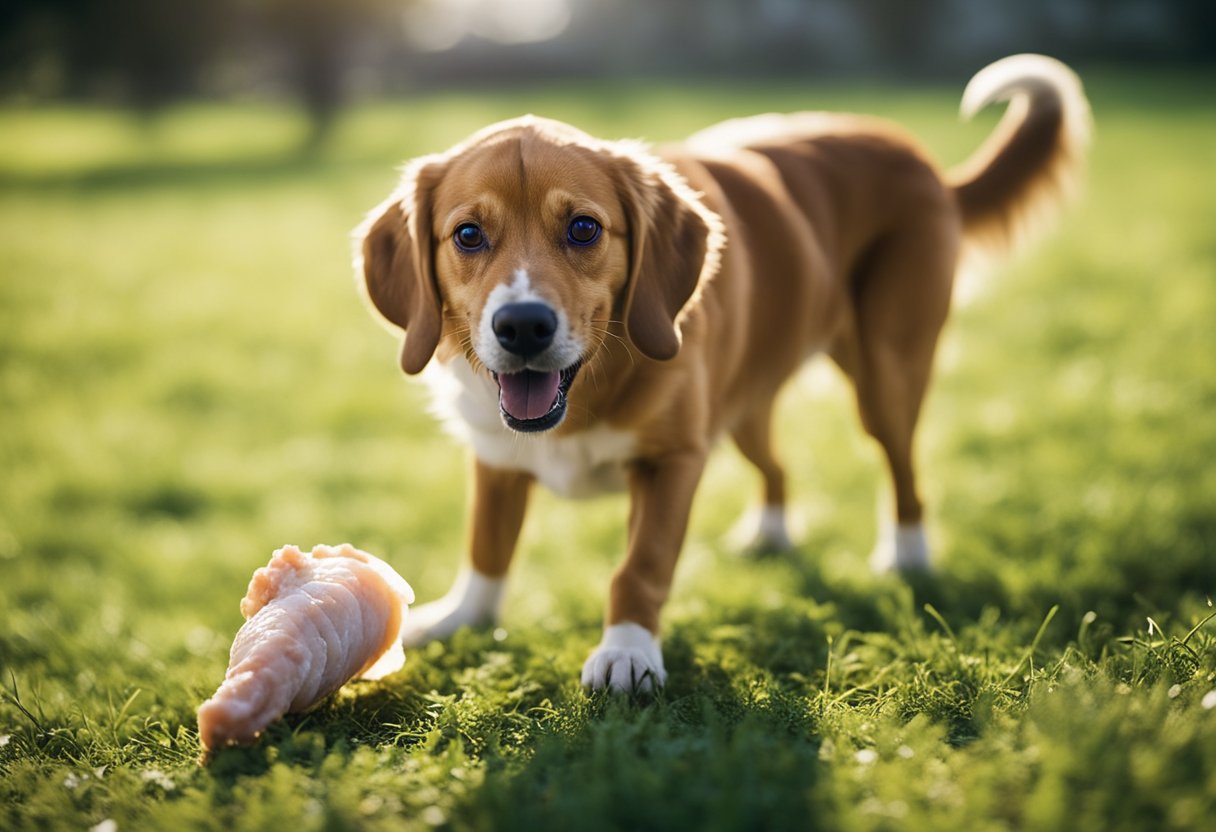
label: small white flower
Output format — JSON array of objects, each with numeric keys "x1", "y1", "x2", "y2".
[
  {"x1": 855, "y1": 748, "x2": 878, "y2": 765},
  {"x1": 89, "y1": 820, "x2": 117, "y2": 832},
  {"x1": 0, "y1": 735, "x2": 10, "y2": 747},
  {"x1": 1201, "y1": 689, "x2": 1216, "y2": 710},
  {"x1": 1168, "y1": 684, "x2": 1182, "y2": 699},
  {"x1": 140, "y1": 769, "x2": 176, "y2": 791},
  {"x1": 897, "y1": 745, "x2": 915, "y2": 759}
]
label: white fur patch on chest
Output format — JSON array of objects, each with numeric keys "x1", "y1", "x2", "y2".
[{"x1": 423, "y1": 357, "x2": 635, "y2": 498}]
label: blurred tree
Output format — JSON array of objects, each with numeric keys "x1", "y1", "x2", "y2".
[
  {"x1": 245, "y1": 0, "x2": 403, "y2": 150},
  {"x1": 1, "y1": 0, "x2": 233, "y2": 109},
  {"x1": 854, "y1": 0, "x2": 946, "y2": 74},
  {"x1": 1174, "y1": 0, "x2": 1216, "y2": 62},
  {"x1": 1, "y1": 0, "x2": 405, "y2": 147}
]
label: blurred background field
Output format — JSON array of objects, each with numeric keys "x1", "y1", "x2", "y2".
[{"x1": 2, "y1": 2, "x2": 1216, "y2": 830}]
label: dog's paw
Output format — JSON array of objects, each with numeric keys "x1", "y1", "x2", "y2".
[
  {"x1": 870, "y1": 522, "x2": 933, "y2": 574},
  {"x1": 727, "y1": 504, "x2": 794, "y2": 555},
  {"x1": 400, "y1": 569, "x2": 504, "y2": 647},
  {"x1": 400, "y1": 599, "x2": 489, "y2": 646},
  {"x1": 581, "y1": 622, "x2": 667, "y2": 694}
]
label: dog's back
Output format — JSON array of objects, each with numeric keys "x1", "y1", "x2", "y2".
[{"x1": 649, "y1": 54, "x2": 1091, "y2": 440}]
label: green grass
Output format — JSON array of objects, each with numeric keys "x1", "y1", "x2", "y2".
[{"x1": 2, "y1": 71, "x2": 1216, "y2": 830}]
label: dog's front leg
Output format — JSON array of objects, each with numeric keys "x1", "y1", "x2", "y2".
[
  {"x1": 581, "y1": 450, "x2": 707, "y2": 693},
  {"x1": 400, "y1": 457, "x2": 532, "y2": 647}
]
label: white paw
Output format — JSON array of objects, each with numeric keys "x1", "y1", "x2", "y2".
[
  {"x1": 870, "y1": 522, "x2": 933, "y2": 574},
  {"x1": 400, "y1": 569, "x2": 504, "y2": 647},
  {"x1": 727, "y1": 504, "x2": 793, "y2": 554},
  {"x1": 581, "y1": 622, "x2": 667, "y2": 693}
]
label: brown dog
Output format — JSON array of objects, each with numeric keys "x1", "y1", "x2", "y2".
[{"x1": 356, "y1": 54, "x2": 1089, "y2": 691}]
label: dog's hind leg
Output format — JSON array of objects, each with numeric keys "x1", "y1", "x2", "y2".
[
  {"x1": 844, "y1": 221, "x2": 957, "y2": 573},
  {"x1": 729, "y1": 403, "x2": 793, "y2": 553}
]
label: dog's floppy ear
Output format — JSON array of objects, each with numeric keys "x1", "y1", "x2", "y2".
[
  {"x1": 613, "y1": 148, "x2": 723, "y2": 361},
  {"x1": 356, "y1": 160, "x2": 445, "y2": 375}
]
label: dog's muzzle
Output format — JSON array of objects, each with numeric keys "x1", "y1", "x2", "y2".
[
  {"x1": 487, "y1": 301, "x2": 581, "y2": 433},
  {"x1": 492, "y1": 362, "x2": 582, "y2": 433}
]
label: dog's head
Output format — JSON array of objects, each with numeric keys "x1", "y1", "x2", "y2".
[{"x1": 356, "y1": 116, "x2": 722, "y2": 433}]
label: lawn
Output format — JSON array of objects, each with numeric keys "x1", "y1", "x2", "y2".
[{"x1": 1, "y1": 71, "x2": 1215, "y2": 831}]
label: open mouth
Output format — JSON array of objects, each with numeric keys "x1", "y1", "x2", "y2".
[{"x1": 491, "y1": 361, "x2": 581, "y2": 433}]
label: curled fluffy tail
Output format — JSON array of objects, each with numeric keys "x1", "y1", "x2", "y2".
[{"x1": 949, "y1": 54, "x2": 1091, "y2": 256}]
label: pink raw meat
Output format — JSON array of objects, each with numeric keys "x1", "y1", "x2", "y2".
[{"x1": 197, "y1": 543, "x2": 414, "y2": 751}]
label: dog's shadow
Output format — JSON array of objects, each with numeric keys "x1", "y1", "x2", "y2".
[{"x1": 661, "y1": 535, "x2": 1019, "y2": 697}]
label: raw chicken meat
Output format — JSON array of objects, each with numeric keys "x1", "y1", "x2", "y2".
[{"x1": 197, "y1": 543, "x2": 414, "y2": 750}]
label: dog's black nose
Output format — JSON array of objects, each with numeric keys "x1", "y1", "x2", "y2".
[{"x1": 492, "y1": 302, "x2": 558, "y2": 358}]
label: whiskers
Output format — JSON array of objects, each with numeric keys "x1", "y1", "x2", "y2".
[
  {"x1": 573, "y1": 318, "x2": 629, "y2": 396},
  {"x1": 442, "y1": 315, "x2": 490, "y2": 377},
  {"x1": 588, "y1": 317, "x2": 635, "y2": 370}
]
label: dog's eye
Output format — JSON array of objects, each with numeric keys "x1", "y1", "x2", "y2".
[
  {"x1": 454, "y1": 223, "x2": 486, "y2": 252},
  {"x1": 567, "y1": 216, "x2": 601, "y2": 247}
]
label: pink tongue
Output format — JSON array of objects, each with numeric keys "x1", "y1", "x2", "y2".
[{"x1": 498, "y1": 370, "x2": 561, "y2": 421}]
